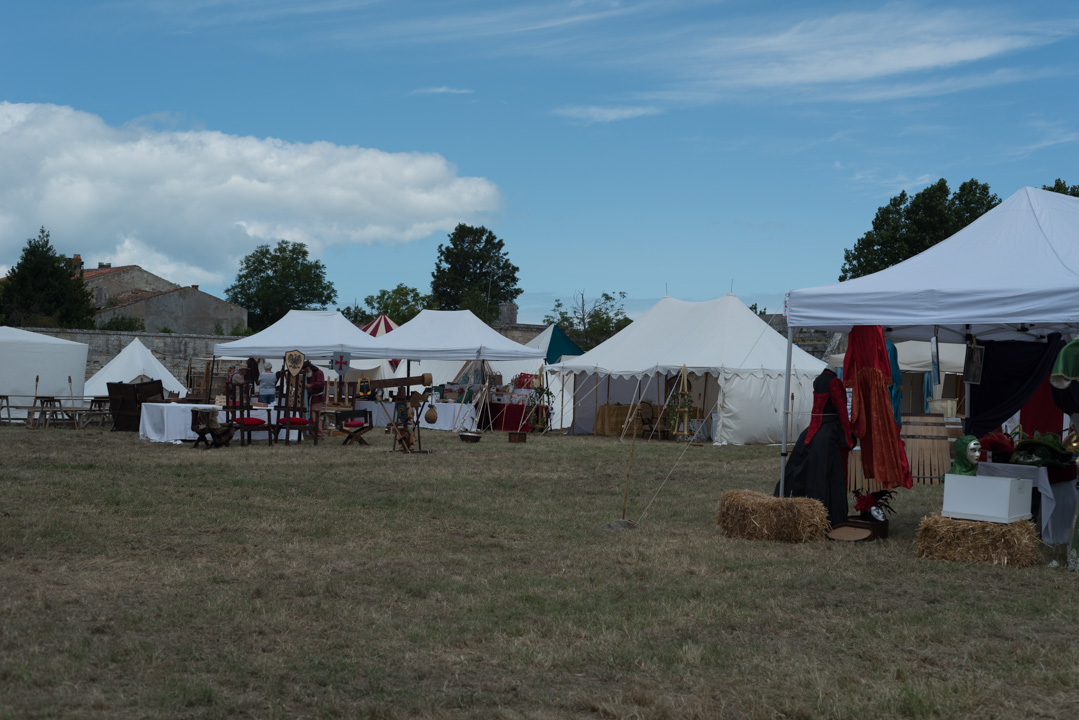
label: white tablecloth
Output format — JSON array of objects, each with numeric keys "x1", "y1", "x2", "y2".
[
  {"x1": 140, "y1": 403, "x2": 219, "y2": 442},
  {"x1": 978, "y1": 463, "x2": 1079, "y2": 544},
  {"x1": 139, "y1": 403, "x2": 299, "y2": 443},
  {"x1": 355, "y1": 399, "x2": 477, "y2": 432}
]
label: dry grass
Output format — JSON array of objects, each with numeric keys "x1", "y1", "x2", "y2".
[{"x1": 1, "y1": 426, "x2": 1078, "y2": 719}]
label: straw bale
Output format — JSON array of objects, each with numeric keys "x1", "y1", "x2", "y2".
[
  {"x1": 915, "y1": 514, "x2": 1043, "y2": 568},
  {"x1": 715, "y1": 489, "x2": 829, "y2": 543}
]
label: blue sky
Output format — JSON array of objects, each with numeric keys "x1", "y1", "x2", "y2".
[{"x1": 1, "y1": 1, "x2": 1077, "y2": 323}]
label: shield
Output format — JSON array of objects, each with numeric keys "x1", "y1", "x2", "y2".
[
  {"x1": 284, "y1": 350, "x2": 305, "y2": 377},
  {"x1": 332, "y1": 352, "x2": 351, "y2": 378}
]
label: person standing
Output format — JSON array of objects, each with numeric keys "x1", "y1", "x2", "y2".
[
  {"x1": 258, "y1": 363, "x2": 277, "y2": 404},
  {"x1": 304, "y1": 361, "x2": 326, "y2": 440}
]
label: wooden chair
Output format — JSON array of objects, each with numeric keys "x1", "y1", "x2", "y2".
[
  {"x1": 273, "y1": 370, "x2": 316, "y2": 445},
  {"x1": 190, "y1": 408, "x2": 236, "y2": 449},
  {"x1": 335, "y1": 409, "x2": 374, "y2": 446},
  {"x1": 224, "y1": 380, "x2": 268, "y2": 446},
  {"x1": 107, "y1": 382, "x2": 141, "y2": 432},
  {"x1": 637, "y1": 403, "x2": 656, "y2": 438}
]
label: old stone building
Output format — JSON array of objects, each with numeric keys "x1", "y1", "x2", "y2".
[{"x1": 79, "y1": 260, "x2": 247, "y2": 335}]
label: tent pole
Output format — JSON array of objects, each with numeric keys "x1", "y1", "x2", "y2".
[{"x1": 779, "y1": 326, "x2": 794, "y2": 494}]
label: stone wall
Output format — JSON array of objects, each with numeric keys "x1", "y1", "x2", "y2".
[
  {"x1": 492, "y1": 323, "x2": 546, "y2": 345},
  {"x1": 27, "y1": 327, "x2": 228, "y2": 384}
]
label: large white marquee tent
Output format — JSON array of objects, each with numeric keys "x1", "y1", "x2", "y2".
[{"x1": 549, "y1": 295, "x2": 827, "y2": 445}]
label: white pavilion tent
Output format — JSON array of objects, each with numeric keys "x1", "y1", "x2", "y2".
[
  {"x1": 549, "y1": 295, "x2": 827, "y2": 445},
  {"x1": 85, "y1": 338, "x2": 187, "y2": 398}
]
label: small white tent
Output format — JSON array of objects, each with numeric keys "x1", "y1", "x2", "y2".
[
  {"x1": 85, "y1": 338, "x2": 187, "y2": 398},
  {"x1": 0, "y1": 327, "x2": 88, "y2": 415},
  {"x1": 549, "y1": 295, "x2": 827, "y2": 445}
]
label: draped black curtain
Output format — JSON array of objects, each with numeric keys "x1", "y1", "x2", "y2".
[{"x1": 965, "y1": 333, "x2": 1065, "y2": 436}]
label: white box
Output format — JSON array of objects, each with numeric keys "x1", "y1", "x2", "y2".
[{"x1": 942, "y1": 473, "x2": 1032, "y2": 523}]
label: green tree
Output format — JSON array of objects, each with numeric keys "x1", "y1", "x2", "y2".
[
  {"x1": 839, "y1": 179, "x2": 1000, "y2": 281},
  {"x1": 225, "y1": 240, "x2": 337, "y2": 332},
  {"x1": 430, "y1": 224, "x2": 521, "y2": 323},
  {"x1": 1044, "y1": 178, "x2": 1079, "y2": 197},
  {"x1": 0, "y1": 227, "x2": 96, "y2": 328},
  {"x1": 544, "y1": 290, "x2": 632, "y2": 351},
  {"x1": 340, "y1": 283, "x2": 428, "y2": 326}
]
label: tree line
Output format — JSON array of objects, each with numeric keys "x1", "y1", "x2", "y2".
[{"x1": 4, "y1": 178, "x2": 1075, "y2": 344}]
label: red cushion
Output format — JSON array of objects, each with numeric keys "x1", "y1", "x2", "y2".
[
  {"x1": 343, "y1": 420, "x2": 366, "y2": 428},
  {"x1": 282, "y1": 417, "x2": 309, "y2": 425},
  {"x1": 241, "y1": 418, "x2": 266, "y2": 426}
]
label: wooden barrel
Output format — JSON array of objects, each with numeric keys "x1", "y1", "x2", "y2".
[{"x1": 901, "y1": 414, "x2": 949, "y2": 484}]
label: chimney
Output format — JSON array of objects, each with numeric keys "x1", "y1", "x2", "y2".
[
  {"x1": 498, "y1": 301, "x2": 518, "y2": 325},
  {"x1": 70, "y1": 254, "x2": 83, "y2": 272},
  {"x1": 97, "y1": 262, "x2": 112, "y2": 269},
  {"x1": 192, "y1": 285, "x2": 199, "y2": 291}
]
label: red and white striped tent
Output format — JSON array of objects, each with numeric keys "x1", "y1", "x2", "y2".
[
  {"x1": 360, "y1": 314, "x2": 401, "y2": 369},
  {"x1": 360, "y1": 314, "x2": 399, "y2": 337}
]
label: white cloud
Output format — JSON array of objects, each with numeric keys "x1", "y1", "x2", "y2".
[
  {"x1": 412, "y1": 86, "x2": 475, "y2": 95},
  {"x1": 0, "y1": 102, "x2": 501, "y2": 293},
  {"x1": 553, "y1": 105, "x2": 661, "y2": 123}
]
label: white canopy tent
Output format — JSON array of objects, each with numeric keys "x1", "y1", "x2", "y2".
[
  {"x1": 0, "y1": 327, "x2": 88, "y2": 417},
  {"x1": 786, "y1": 187, "x2": 1079, "y2": 342},
  {"x1": 828, "y1": 341, "x2": 966, "y2": 375},
  {"x1": 408, "y1": 324, "x2": 579, "y2": 430},
  {"x1": 361, "y1": 309, "x2": 545, "y2": 362},
  {"x1": 85, "y1": 338, "x2": 187, "y2": 398},
  {"x1": 782, "y1": 186, "x2": 1079, "y2": 480},
  {"x1": 213, "y1": 310, "x2": 382, "y2": 360},
  {"x1": 549, "y1": 295, "x2": 827, "y2": 445}
]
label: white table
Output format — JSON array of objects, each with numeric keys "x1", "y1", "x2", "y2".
[
  {"x1": 978, "y1": 463, "x2": 1079, "y2": 544},
  {"x1": 140, "y1": 403, "x2": 219, "y2": 443},
  {"x1": 355, "y1": 399, "x2": 477, "y2": 433},
  {"x1": 139, "y1": 403, "x2": 300, "y2": 443}
]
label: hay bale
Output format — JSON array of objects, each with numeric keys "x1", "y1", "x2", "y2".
[
  {"x1": 715, "y1": 489, "x2": 829, "y2": 543},
  {"x1": 915, "y1": 513, "x2": 1042, "y2": 568}
]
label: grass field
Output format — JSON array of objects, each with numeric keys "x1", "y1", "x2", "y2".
[{"x1": 1, "y1": 426, "x2": 1077, "y2": 719}]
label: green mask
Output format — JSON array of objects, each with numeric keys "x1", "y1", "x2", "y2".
[{"x1": 948, "y1": 435, "x2": 981, "y2": 475}]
